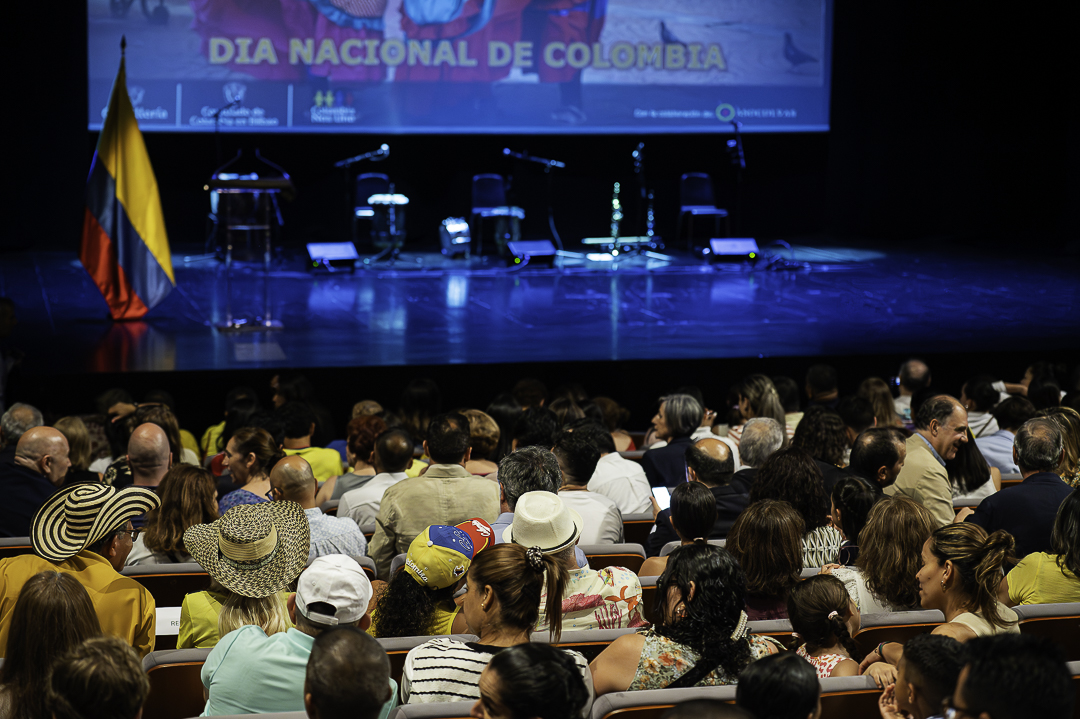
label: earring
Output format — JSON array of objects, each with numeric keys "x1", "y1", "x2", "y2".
[
  {"x1": 675, "y1": 604, "x2": 687, "y2": 619},
  {"x1": 940, "y1": 579, "x2": 947, "y2": 592}
]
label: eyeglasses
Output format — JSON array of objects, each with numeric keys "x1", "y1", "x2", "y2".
[
  {"x1": 265, "y1": 487, "x2": 278, "y2": 500},
  {"x1": 121, "y1": 529, "x2": 141, "y2": 542},
  {"x1": 942, "y1": 696, "x2": 978, "y2": 719}
]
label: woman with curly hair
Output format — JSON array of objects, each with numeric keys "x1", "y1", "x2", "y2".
[
  {"x1": 401, "y1": 543, "x2": 589, "y2": 711},
  {"x1": 826, "y1": 495, "x2": 937, "y2": 614},
  {"x1": 127, "y1": 465, "x2": 219, "y2": 565},
  {"x1": 791, "y1": 405, "x2": 849, "y2": 468},
  {"x1": 725, "y1": 500, "x2": 804, "y2": 620},
  {"x1": 749, "y1": 447, "x2": 843, "y2": 568},
  {"x1": 590, "y1": 543, "x2": 782, "y2": 695},
  {"x1": 1038, "y1": 406, "x2": 1080, "y2": 487}
]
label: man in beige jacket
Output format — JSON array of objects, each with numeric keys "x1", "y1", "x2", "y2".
[
  {"x1": 368, "y1": 413, "x2": 499, "y2": 577},
  {"x1": 886, "y1": 395, "x2": 969, "y2": 526}
]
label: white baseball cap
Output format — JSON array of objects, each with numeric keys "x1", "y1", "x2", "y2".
[{"x1": 295, "y1": 555, "x2": 371, "y2": 626}]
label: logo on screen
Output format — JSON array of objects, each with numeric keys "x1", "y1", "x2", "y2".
[
  {"x1": 128, "y1": 86, "x2": 145, "y2": 107},
  {"x1": 715, "y1": 103, "x2": 735, "y2": 122},
  {"x1": 224, "y1": 83, "x2": 247, "y2": 104}
]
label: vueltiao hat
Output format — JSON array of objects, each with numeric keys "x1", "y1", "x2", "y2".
[
  {"x1": 501, "y1": 491, "x2": 582, "y2": 555},
  {"x1": 403, "y1": 518, "x2": 494, "y2": 590},
  {"x1": 184, "y1": 501, "x2": 310, "y2": 598},
  {"x1": 32, "y1": 483, "x2": 161, "y2": 562}
]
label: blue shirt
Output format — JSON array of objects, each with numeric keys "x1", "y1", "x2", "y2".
[
  {"x1": 975, "y1": 430, "x2": 1019, "y2": 475},
  {"x1": 915, "y1": 433, "x2": 946, "y2": 467},
  {"x1": 304, "y1": 507, "x2": 368, "y2": 563},
  {"x1": 492, "y1": 511, "x2": 589, "y2": 568},
  {"x1": 202, "y1": 626, "x2": 398, "y2": 717}
]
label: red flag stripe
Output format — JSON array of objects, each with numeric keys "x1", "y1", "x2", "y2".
[{"x1": 80, "y1": 208, "x2": 150, "y2": 320}]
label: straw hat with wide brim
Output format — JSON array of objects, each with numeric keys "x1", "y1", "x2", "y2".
[
  {"x1": 184, "y1": 501, "x2": 310, "y2": 598},
  {"x1": 33, "y1": 483, "x2": 161, "y2": 562}
]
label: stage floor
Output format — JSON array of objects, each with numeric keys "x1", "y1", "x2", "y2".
[{"x1": 3, "y1": 240, "x2": 1078, "y2": 374}]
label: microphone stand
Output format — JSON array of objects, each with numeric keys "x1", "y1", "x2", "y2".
[
  {"x1": 727, "y1": 121, "x2": 746, "y2": 235},
  {"x1": 333, "y1": 145, "x2": 389, "y2": 245},
  {"x1": 503, "y1": 148, "x2": 566, "y2": 253}
]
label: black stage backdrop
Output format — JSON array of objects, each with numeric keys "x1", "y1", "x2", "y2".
[{"x1": 5, "y1": 4, "x2": 1075, "y2": 253}]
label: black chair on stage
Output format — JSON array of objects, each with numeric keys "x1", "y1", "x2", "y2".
[
  {"x1": 470, "y1": 174, "x2": 523, "y2": 256},
  {"x1": 354, "y1": 172, "x2": 391, "y2": 247},
  {"x1": 677, "y1": 172, "x2": 729, "y2": 250}
]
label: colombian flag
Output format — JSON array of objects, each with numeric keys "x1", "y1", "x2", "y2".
[{"x1": 80, "y1": 40, "x2": 174, "y2": 321}]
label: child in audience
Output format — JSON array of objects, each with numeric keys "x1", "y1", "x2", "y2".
[
  {"x1": 46, "y1": 636, "x2": 149, "y2": 719},
  {"x1": 787, "y1": 574, "x2": 862, "y2": 678},
  {"x1": 877, "y1": 634, "x2": 962, "y2": 719},
  {"x1": 735, "y1": 652, "x2": 821, "y2": 719},
  {"x1": 829, "y1": 476, "x2": 879, "y2": 565}
]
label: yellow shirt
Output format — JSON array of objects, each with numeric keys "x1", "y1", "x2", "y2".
[
  {"x1": 0, "y1": 551, "x2": 156, "y2": 658},
  {"x1": 1007, "y1": 552, "x2": 1080, "y2": 606},
  {"x1": 201, "y1": 421, "x2": 226, "y2": 459},
  {"x1": 283, "y1": 447, "x2": 345, "y2": 482},
  {"x1": 180, "y1": 429, "x2": 201, "y2": 461},
  {"x1": 369, "y1": 600, "x2": 460, "y2": 638},
  {"x1": 177, "y1": 589, "x2": 295, "y2": 649}
]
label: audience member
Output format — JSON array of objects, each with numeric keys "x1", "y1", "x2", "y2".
[
  {"x1": 950, "y1": 634, "x2": 1073, "y2": 719},
  {"x1": 372, "y1": 519, "x2": 492, "y2": 637},
  {"x1": 270, "y1": 455, "x2": 368, "y2": 563},
  {"x1": 179, "y1": 501, "x2": 308, "y2": 649},
  {"x1": 736, "y1": 652, "x2": 820, "y2": 719},
  {"x1": 0, "y1": 426, "x2": 70, "y2": 537},
  {"x1": 788, "y1": 574, "x2": 862, "y2": 678},
  {"x1": 805, "y1": 364, "x2": 839, "y2": 409},
  {"x1": 280, "y1": 402, "x2": 345, "y2": 482},
  {"x1": 46, "y1": 636, "x2": 149, "y2": 719},
  {"x1": 0, "y1": 402, "x2": 43, "y2": 463},
  {"x1": 319, "y1": 414, "x2": 387, "y2": 502},
  {"x1": 369, "y1": 413, "x2": 499, "y2": 577},
  {"x1": 570, "y1": 420, "x2": 651, "y2": 514},
  {"x1": 338, "y1": 428, "x2": 414, "y2": 527},
  {"x1": 0, "y1": 483, "x2": 159, "y2": 657},
  {"x1": 894, "y1": 359, "x2": 931, "y2": 424},
  {"x1": 829, "y1": 475, "x2": 879, "y2": 565},
  {"x1": 975, "y1": 396, "x2": 1036, "y2": 475},
  {"x1": 641, "y1": 394, "x2": 702, "y2": 487},
  {"x1": 860, "y1": 523, "x2": 1018, "y2": 687},
  {"x1": 729, "y1": 375, "x2": 789, "y2": 447},
  {"x1": 199, "y1": 386, "x2": 260, "y2": 460},
  {"x1": 590, "y1": 544, "x2": 781, "y2": 694},
  {"x1": 201, "y1": 554, "x2": 397, "y2": 717},
  {"x1": 512, "y1": 378, "x2": 547, "y2": 410},
  {"x1": 876, "y1": 634, "x2": 962, "y2": 719},
  {"x1": 485, "y1": 392, "x2": 522, "y2": 463},
  {"x1": 772, "y1": 375, "x2": 805, "y2": 434},
  {"x1": 472, "y1": 643, "x2": 591, "y2": 719},
  {"x1": 647, "y1": 439, "x2": 744, "y2": 556},
  {"x1": 962, "y1": 418, "x2": 1069, "y2": 560},
  {"x1": 1039, "y1": 405, "x2": 1080, "y2": 487},
  {"x1": 0, "y1": 571, "x2": 102, "y2": 718},
  {"x1": 749, "y1": 447, "x2": 843, "y2": 568},
  {"x1": 726, "y1": 500, "x2": 804, "y2": 620},
  {"x1": 640, "y1": 483, "x2": 717, "y2": 577},
  {"x1": 837, "y1": 395, "x2": 877, "y2": 448},
  {"x1": 1027, "y1": 378, "x2": 1062, "y2": 411},
  {"x1": 736, "y1": 417, "x2": 786, "y2": 479},
  {"x1": 462, "y1": 408, "x2": 500, "y2": 476},
  {"x1": 593, "y1": 396, "x2": 636, "y2": 452},
  {"x1": 828, "y1": 495, "x2": 937, "y2": 614},
  {"x1": 52, "y1": 416, "x2": 99, "y2": 486},
  {"x1": 219, "y1": 427, "x2": 283, "y2": 513},
  {"x1": 512, "y1": 406, "x2": 560, "y2": 450},
  {"x1": 960, "y1": 375, "x2": 1001, "y2": 438},
  {"x1": 401, "y1": 543, "x2": 590, "y2": 706},
  {"x1": 790, "y1": 405, "x2": 851, "y2": 495},
  {"x1": 848, "y1": 427, "x2": 908, "y2": 493},
  {"x1": 555, "y1": 430, "x2": 622, "y2": 544},
  {"x1": 126, "y1": 424, "x2": 172, "y2": 521},
  {"x1": 127, "y1": 465, "x2": 218, "y2": 565},
  {"x1": 548, "y1": 396, "x2": 586, "y2": 427},
  {"x1": 886, "y1": 395, "x2": 969, "y2": 527},
  {"x1": 507, "y1": 492, "x2": 644, "y2": 631},
  {"x1": 303, "y1": 626, "x2": 393, "y2": 719},
  {"x1": 859, "y1": 377, "x2": 902, "y2": 428},
  {"x1": 1002, "y1": 487, "x2": 1080, "y2": 605},
  {"x1": 105, "y1": 404, "x2": 194, "y2": 484},
  {"x1": 947, "y1": 428, "x2": 999, "y2": 500}
]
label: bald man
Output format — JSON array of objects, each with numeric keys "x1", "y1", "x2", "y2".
[
  {"x1": 269, "y1": 456, "x2": 367, "y2": 564},
  {"x1": 0, "y1": 427, "x2": 70, "y2": 537},
  {"x1": 646, "y1": 436, "x2": 748, "y2": 556},
  {"x1": 128, "y1": 424, "x2": 172, "y2": 489}
]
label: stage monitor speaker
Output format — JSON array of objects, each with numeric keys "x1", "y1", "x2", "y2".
[
  {"x1": 507, "y1": 240, "x2": 556, "y2": 267},
  {"x1": 707, "y1": 238, "x2": 759, "y2": 262},
  {"x1": 306, "y1": 242, "x2": 360, "y2": 272}
]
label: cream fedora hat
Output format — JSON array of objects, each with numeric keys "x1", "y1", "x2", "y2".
[{"x1": 502, "y1": 491, "x2": 582, "y2": 555}]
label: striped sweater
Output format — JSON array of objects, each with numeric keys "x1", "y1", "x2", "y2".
[{"x1": 401, "y1": 637, "x2": 592, "y2": 711}]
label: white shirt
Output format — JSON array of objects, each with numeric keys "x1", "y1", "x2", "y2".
[
  {"x1": 587, "y1": 453, "x2": 652, "y2": 514},
  {"x1": 967, "y1": 411, "x2": 999, "y2": 439},
  {"x1": 558, "y1": 489, "x2": 624, "y2": 545},
  {"x1": 894, "y1": 395, "x2": 912, "y2": 424},
  {"x1": 648, "y1": 428, "x2": 742, "y2": 472},
  {"x1": 338, "y1": 471, "x2": 409, "y2": 527}
]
